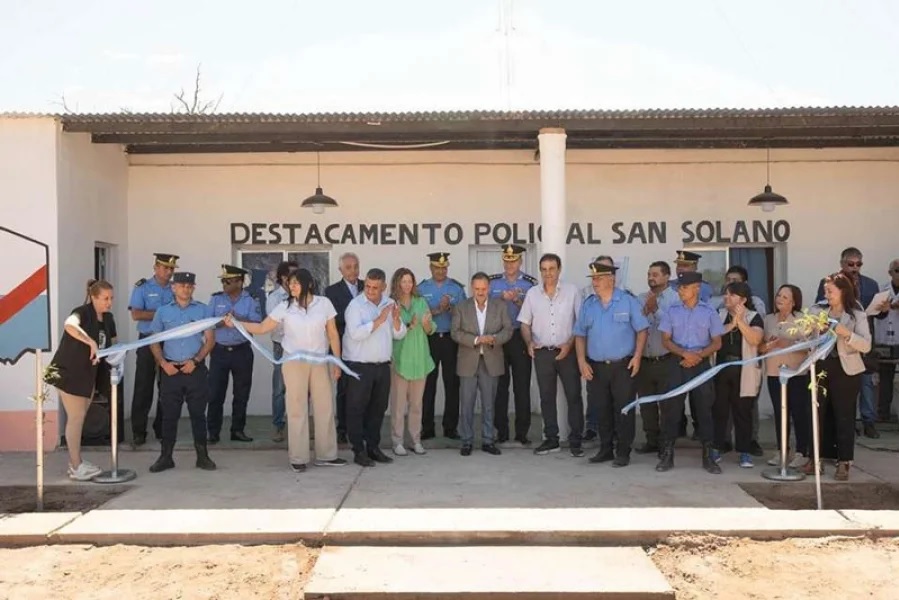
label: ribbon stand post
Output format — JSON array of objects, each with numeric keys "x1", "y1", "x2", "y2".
[
  {"x1": 93, "y1": 367, "x2": 136, "y2": 484},
  {"x1": 762, "y1": 375, "x2": 805, "y2": 482},
  {"x1": 809, "y1": 362, "x2": 823, "y2": 510},
  {"x1": 35, "y1": 350, "x2": 44, "y2": 511}
]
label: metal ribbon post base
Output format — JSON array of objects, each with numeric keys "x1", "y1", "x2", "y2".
[
  {"x1": 762, "y1": 377, "x2": 805, "y2": 482},
  {"x1": 93, "y1": 368, "x2": 136, "y2": 484}
]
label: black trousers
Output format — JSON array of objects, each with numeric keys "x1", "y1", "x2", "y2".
[
  {"x1": 587, "y1": 358, "x2": 636, "y2": 455},
  {"x1": 878, "y1": 359, "x2": 897, "y2": 419},
  {"x1": 206, "y1": 342, "x2": 254, "y2": 435},
  {"x1": 495, "y1": 329, "x2": 532, "y2": 440},
  {"x1": 662, "y1": 359, "x2": 715, "y2": 445},
  {"x1": 335, "y1": 374, "x2": 349, "y2": 434},
  {"x1": 533, "y1": 348, "x2": 583, "y2": 444},
  {"x1": 131, "y1": 333, "x2": 163, "y2": 438},
  {"x1": 817, "y1": 357, "x2": 861, "y2": 461},
  {"x1": 422, "y1": 333, "x2": 460, "y2": 435},
  {"x1": 159, "y1": 363, "x2": 209, "y2": 445},
  {"x1": 635, "y1": 355, "x2": 672, "y2": 446},
  {"x1": 767, "y1": 374, "x2": 811, "y2": 456},
  {"x1": 713, "y1": 366, "x2": 753, "y2": 453},
  {"x1": 345, "y1": 361, "x2": 391, "y2": 455}
]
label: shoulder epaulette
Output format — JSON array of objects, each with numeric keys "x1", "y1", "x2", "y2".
[
  {"x1": 522, "y1": 274, "x2": 538, "y2": 285},
  {"x1": 488, "y1": 273, "x2": 502, "y2": 280},
  {"x1": 134, "y1": 278, "x2": 146, "y2": 287},
  {"x1": 450, "y1": 278, "x2": 466, "y2": 288}
]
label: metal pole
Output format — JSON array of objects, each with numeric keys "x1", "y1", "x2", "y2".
[
  {"x1": 762, "y1": 374, "x2": 804, "y2": 482},
  {"x1": 93, "y1": 373, "x2": 136, "y2": 484},
  {"x1": 809, "y1": 362, "x2": 823, "y2": 510},
  {"x1": 35, "y1": 350, "x2": 44, "y2": 511}
]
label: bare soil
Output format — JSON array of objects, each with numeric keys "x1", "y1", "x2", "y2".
[
  {"x1": 652, "y1": 535, "x2": 899, "y2": 600},
  {"x1": 740, "y1": 482, "x2": 899, "y2": 510},
  {"x1": 0, "y1": 543, "x2": 318, "y2": 600},
  {"x1": 0, "y1": 485, "x2": 130, "y2": 513}
]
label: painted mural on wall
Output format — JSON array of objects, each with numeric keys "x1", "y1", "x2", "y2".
[{"x1": 0, "y1": 227, "x2": 51, "y2": 364}]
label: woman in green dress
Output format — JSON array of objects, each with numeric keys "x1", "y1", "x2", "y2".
[{"x1": 389, "y1": 267, "x2": 436, "y2": 456}]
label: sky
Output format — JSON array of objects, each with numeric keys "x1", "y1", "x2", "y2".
[{"x1": 1, "y1": 0, "x2": 897, "y2": 114}]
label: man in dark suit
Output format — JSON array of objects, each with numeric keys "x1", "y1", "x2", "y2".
[
  {"x1": 324, "y1": 252, "x2": 364, "y2": 443},
  {"x1": 451, "y1": 272, "x2": 513, "y2": 456},
  {"x1": 815, "y1": 246, "x2": 881, "y2": 439}
]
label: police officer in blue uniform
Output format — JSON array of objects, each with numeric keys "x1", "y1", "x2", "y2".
[
  {"x1": 658, "y1": 271, "x2": 725, "y2": 474},
  {"x1": 574, "y1": 262, "x2": 649, "y2": 467},
  {"x1": 206, "y1": 264, "x2": 262, "y2": 443},
  {"x1": 419, "y1": 252, "x2": 467, "y2": 439},
  {"x1": 489, "y1": 244, "x2": 537, "y2": 445},
  {"x1": 147, "y1": 272, "x2": 216, "y2": 473},
  {"x1": 128, "y1": 252, "x2": 178, "y2": 446}
]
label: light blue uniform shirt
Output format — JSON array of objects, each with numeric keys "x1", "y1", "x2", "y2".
[
  {"x1": 208, "y1": 290, "x2": 262, "y2": 345},
  {"x1": 669, "y1": 279, "x2": 714, "y2": 302},
  {"x1": 638, "y1": 287, "x2": 680, "y2": 358},
  {"x1": 418, "y1": 277, "x2": 466, "y2": 333},
  {"x1": 574, "y1": 288, "x2": 650, "y2": 361},
  {"x1": 129, "y1": 276, "x2": 174, "y2": 335},
  {"x1": 658, "y1": 301, "x2": 724, "y2": 352},
  {"x1": 489, "y1": 272, "x2": 537, "y2": 329},
  {"x1": 149, "y1": 300, "x2": 210, "y2": 362}
]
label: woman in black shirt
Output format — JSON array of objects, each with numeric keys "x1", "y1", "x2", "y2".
[
  {"x1": 47, "y1": 280, "x2": 117, "y2": 481},
  {"x1": 712, "y1": 281, "x2": 764, "y2": 468}
]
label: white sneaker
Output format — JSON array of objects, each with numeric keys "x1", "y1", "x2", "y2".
[
  {"x1": 68, "y1": 462, "x2": 101, "y2": 481},
  {"x1": 789, "y1": 452, "x2": 807, "y2": 468},
  {"x1": 767, "y1": 453, "x2": 780, "y2": 466},
  {"x1": 412, "y1": 443, "x2": 427, "y2": 455},
  {"x1": 393, "y1": 444, "x2": 408, "y2": 456}
]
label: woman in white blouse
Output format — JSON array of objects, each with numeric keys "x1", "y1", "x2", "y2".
[
  {"x1": 227, "y1": 269, "x2": 346, "y2": 472},
  {"x1": 759, "y1": 284, "x2": 811, "y2": 468},
  {"x1": 807, "y1": 272, "x2": 872, "y2": 481}
]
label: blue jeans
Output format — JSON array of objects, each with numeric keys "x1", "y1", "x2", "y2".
[
  {"x1": 859, "y1": 372, "x2": 876, "y2": 424},
  {"x1": 459, "y1": 357, "x2": 498, "y2": 446},
  {"x1": 271, "y1": 342, "x2": 286, "y2": 429}
]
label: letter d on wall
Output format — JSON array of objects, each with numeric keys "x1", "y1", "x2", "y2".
[{"x1": 230, "y1": 223, "x2": 250, "y2": 244}]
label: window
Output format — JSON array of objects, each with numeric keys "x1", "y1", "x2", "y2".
[
  {"x1": 94, "y1": 243, "x2": 114, "y2": 281},
  {"x1": 237, "y1": 247, "x2": 331, "y2": 300},
  {"x1": 468, "y1": 244, "x2": 538, "y2": 276},
  {"x1": 687, "y1": 244, "x2": 782, "y2": 312}
]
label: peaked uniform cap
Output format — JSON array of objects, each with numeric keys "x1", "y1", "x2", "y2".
[
  {"x1": 218, "y1": 264, "x2": 249, "y2": 279},
  {"x1": 154, "y1": 253, "x2": 179, "y2": 268},
  {"x1": 428, "y1": 252, "x2": 450, "y2": 267},
  {"x1": 501, "y1": 244, "x2": 526, "y2": 262}
]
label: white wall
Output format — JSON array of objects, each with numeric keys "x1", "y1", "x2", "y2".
[
  {"x1": 0, "y1": 117, "x2": 59, "y2": 412},
  {"x1": 126, "y1": 146, "x2": 899, "y2": 418}
]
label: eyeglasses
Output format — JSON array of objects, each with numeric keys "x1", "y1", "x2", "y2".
[
  {"x1": 845, "y1": 261, "x2": 863, "y2": 268},
  {"x1": 891, "y1": 269, "x2": 899, "y2": 274}
]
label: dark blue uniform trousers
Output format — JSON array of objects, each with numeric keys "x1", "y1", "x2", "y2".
[
  {"x1": 207, "y1": 342, "x2": 254, "y2": 435},
  {"x1": 160, "y1": 363, "x2": 209, "y2": 445}
]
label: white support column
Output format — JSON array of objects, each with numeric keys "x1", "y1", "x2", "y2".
[{"x1": 538, "y1": 128, "x2": 567, "y2": 266}]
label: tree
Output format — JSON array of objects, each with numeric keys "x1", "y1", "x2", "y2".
[{"x1": 171, "y1": 64, "x2": 223, "y2": 114}]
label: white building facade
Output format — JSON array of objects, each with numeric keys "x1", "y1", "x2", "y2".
[{"x1": 1, "y1": 109, "x2": 897, "y2": 450}]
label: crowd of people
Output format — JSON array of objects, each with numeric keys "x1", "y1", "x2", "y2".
[{"x1": 47, "y1": 245, "x2": 899, "y2": 483}]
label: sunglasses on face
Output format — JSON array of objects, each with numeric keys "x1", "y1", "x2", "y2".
[{"x1": 845, "y1": 261, "x2": 862, "y2": 268}]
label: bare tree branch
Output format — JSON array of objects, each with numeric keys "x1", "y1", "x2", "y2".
[
  {"x1": 51, "y1": 93, "x2": 76, "y2": 113},
  {"x1": 171, "y1": 63, "x2": 222, "y2": 115}
]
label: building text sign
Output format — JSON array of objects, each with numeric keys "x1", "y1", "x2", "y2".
[{"x1": 231, "y1": 219, "x2": 791, "y2": 247}]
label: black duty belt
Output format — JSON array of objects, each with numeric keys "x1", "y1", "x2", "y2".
[
  {"x1": 217, "y1": 342, "x2": 250, "y2": 351},
  {"x1": 643, "y1": 354, "x2": 671, "y2": 362},
  {"x1": 589, "y1": 356, "x2": 632, "y2": 366}
]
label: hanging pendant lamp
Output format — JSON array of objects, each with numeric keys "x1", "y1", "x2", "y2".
[
  {"x1": 301, "y1": 151, "x2": 338, "y2": 214},
  {"x1": 748, "y1": 147, "x2": 788, "y2": 212}
]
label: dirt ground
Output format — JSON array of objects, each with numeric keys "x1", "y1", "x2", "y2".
[
  {"x1": 0, "y1": 543, "x2": 318, "y2": 600},
  {"x1": 0, "y1": 485, "x2": 130, "y2": 513},
  {"x1": 739, "y1": 482, "x2": 899, "y2": 510},
  {"x1": 652, "y1": 535, "x2": 899, "y2": 600}
]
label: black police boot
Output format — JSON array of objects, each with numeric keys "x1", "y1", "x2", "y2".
[
  {"x1": 702, "y1": 442, "x2": 722, "y2": 475},
  {"x1": 655, "y1": 443, "x2": 674, "y2": 472},
  {"x1": 149, "y1": 441, "x2": 175, "y2": 473},
  {"x1": 195, "y1": 442, "x2": 217, "y2": 471}
]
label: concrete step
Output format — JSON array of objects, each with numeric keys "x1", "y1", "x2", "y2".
[{"x1": 304, "y1": 545, "x2": 674, "y2": 599}]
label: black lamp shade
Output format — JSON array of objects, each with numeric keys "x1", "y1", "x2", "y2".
[
  {"x1": 748, "y1": 185, "x2": 788, "y2": 212},
  {"x1": 301, "y1": 187, "x2": 338, "y2": 213}
]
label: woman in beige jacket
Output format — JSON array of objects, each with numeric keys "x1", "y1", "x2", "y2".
[{"x1": 805, "y1": 273, "x2": 872, "y2": 480}]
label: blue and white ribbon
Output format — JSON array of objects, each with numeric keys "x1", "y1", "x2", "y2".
[
  {"x1": 97, "y1": 317, "x2": 359, "y2": 384},
  {"x1": 621, "y1": 325, "x2": 837, "y2": 415}
]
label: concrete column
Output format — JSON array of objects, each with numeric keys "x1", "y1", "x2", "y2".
[{"x1": 538, "y1": 128, "x2": 567, "y2": 266}]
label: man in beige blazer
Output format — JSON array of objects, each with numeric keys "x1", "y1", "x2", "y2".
[{"x1": 451, "y1": 272, "x2": 514, "y2": 456}]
